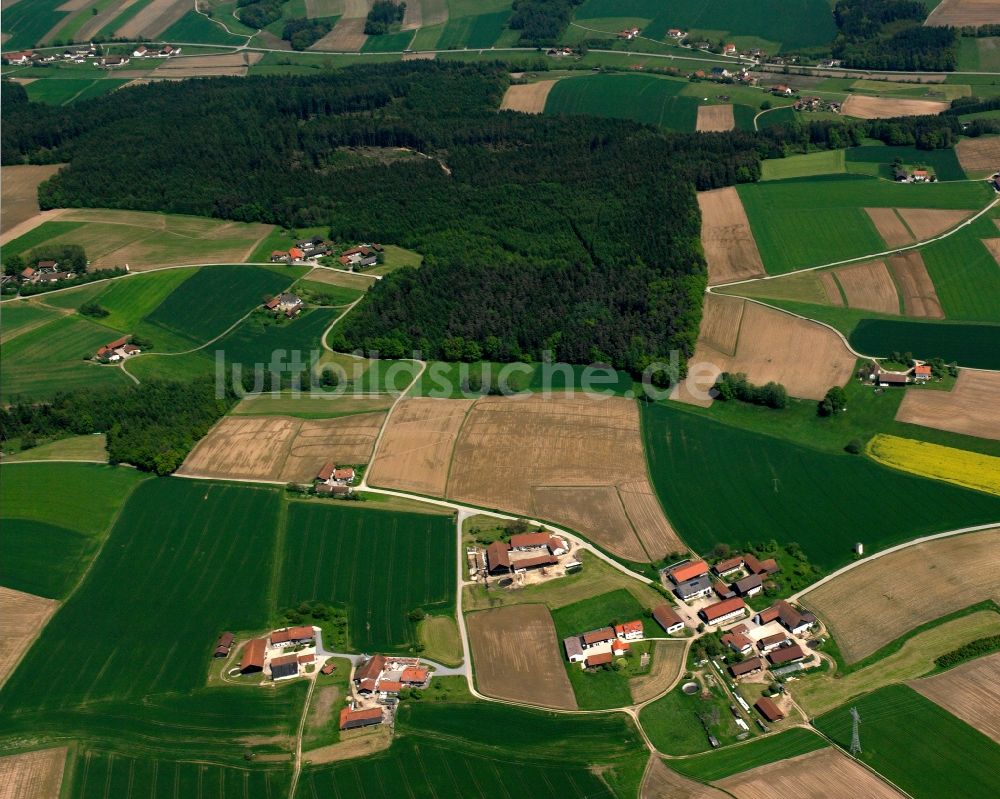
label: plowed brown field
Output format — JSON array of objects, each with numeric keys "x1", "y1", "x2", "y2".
[
  {"x1": 697, "y1": 188, "x2": 766, "y2": 285},
  {"x1": 956, "y1": 136, "x2": 1000, "y2": 175},
  {"x1": 0, "y1": 747, "x2": 68, "y2": 799},
  {"x1": 0, "y1": 587, "x2": 58, "y2": 689},
  {"x1": 114, "y1": 0, "x2": 188, "y2": 38},
  {"x1": 310, "y1": 0, "x2": 371, "y2": 50},
  {"x1": 820, "y1": 272, "x2": 844, "y2": 305},
  {"x1": 866, "y1": 207, "x2": 914, "y2": 248},
  {"x1": 895, "y1": 369, "x2": 1000, "y2": 440},
  {"x1": 842, "y1": 95, "x2": 949, "y2": 119},
  {"x1": 896, "y1": 208, "x2": 972, "y2": 240},
  {"x1": 911, "y1": 652, "x2": 1000, "y2": 743},
  {"x1": 802, "y1": 527, "x2": 1000, "y2": 663},
  {"x1": 0, "y1": 165, "x2": 62, "y2": 235},
  {"x1": 466, "y1": 604, "x2": 577, "y2": 710},
  {"x1": 926, "y1": 0, "x2": 1000, "y2": 26},
  {"x1": 888, "y1": 252, "x2": 943, "y2": 318},
  {"x1": 642, "y1": 756, "x2": 728, "y2": 799},
  {"x1": 834, "y1": 260, "x2": 900, "y2": 314},
  {"x1": 629, "y1": 640, "x2": 687, "y2": 704},
  {"x1": 501, "y1": 81, "x2": 557, "y2": 113},
  {"x1": 696, "y1": 104, "x2": 735, "y2": 132}
]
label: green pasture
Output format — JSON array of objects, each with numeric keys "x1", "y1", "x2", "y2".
[
  {"x1": 89, "y1": 269, "x2": 198, "y2": 333},
  {"x1": 845, "y1": 145, "x2": 966, "y2": 181},
  {"x1": 0, "y1": 479, "x2": 282, "y2": 712},
  {"x1": 920, "y1": 213, "x2": 1000, "y2": 322},
  {"x1": 162, "y1": 10, "x2": 247, "y2": 45},
  {"x1": 642, "y1": 402, "x2": 1000, "y2": 571},
  {"x1": 25, "y1": 78, "x2": 126, "y2": 106},
  {"x1": 362, "y1": 30, "x2": 416, "y2": 53},
  {"x1": 957, "y1": 36, "x2": 1000, "y2": 72},
  {"x1": 296, "y1": 278, "x2": 365, "y2": 305},
  {"x1": 850, "y1": 319, "x2": 1000, "y2": 369},
  {"x1": 52, "y1": 0, "x2": 117, "y2": 42},
  {"x1": 761, "y1": 149, "x2": 846, "y2": 181},
  {"x1": 0, "y1": 301, "x2": 63, "y2": 342},
  {"x1": 814, "y1": 684, "x2": 1000, "y2": 799},
  {"x1": 640, "y1": 681, "x2": 747, "y2": 754},
  {"x1": 231, "y1": 393, "x2": 394, "y2": 418},
  {"x1": 1, "y1": 519, "x2": 102, "y2": 599},
  {"x1": 545, "y1": 73, "x2": 700, "y2": 132},
  {"x1": 1, "y1": 221, "x2": 86, "y2": 258},
  {"x1": 668, "y1": 729, "x2": 828, "y2": 781},
  {"x1": 437, "y1": 0, "x2": 512, "y2": 49},
  {"x1": 277, "y1": 501, "x2": 456, "y2": 652}
]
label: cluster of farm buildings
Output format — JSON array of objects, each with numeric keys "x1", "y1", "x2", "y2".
[
  {"x1": 342, "y1": 654, "x2": 429, "y2": 731},
  {"x1": 313, "y1": 463, "x2": 356, "y2": 496},
  {"x1": 269, "y1": 237, "x2": 383, "y2": 270},
  {"x1": 5, "y1": 44, "x2": 180, "y2": 69},
  {"x1": 232, "y1": 625, "x2": 319, "y2": 682},
  {"x1": 94, "y1": 335, "x2": 140, "y2": 363},
  {"x1": 563, "y1": 619, "x2": 646, "y2": 668},
  {"x1": 263, "y1": 292, "x2": 303, "y2": 319},
  {"x1": 473, "y1": 531, "x2": 580, "y2": 584},
  {"x1": 14, "y1": 259, "x2": 75, "y2": 285},
  {"x1": 863, "y1": 361, "x2": 936, "y2": 387}
]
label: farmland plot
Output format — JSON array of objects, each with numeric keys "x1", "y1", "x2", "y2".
[
  {"x1": 865, "y1": 207, "x2": 914, "y2": 247},
  {"x1": 113, "y1": 0, "x2": 189, "y2": 38},
  {"x1": 867, "y1": 434, "x2": 1000, "y2": 495},
  {"x1": 0, "y1": 747, "x2": 67, "y2": 799},
  {"x1": 956, "y1": 135, "x2": 1000, "y2": 175},
  {"x1": 833, "y1": 260, "x2": 899, "y2": 314},
  {"x1": 896, "y1": 369, "x2": 1000, "y2": 440},
  {"x1": 501, "y1": 80, "x2": 557, "y2": 113},
  {"x1": 849, "y1": 318, "x2": 1000, "y2": 369},
  {"x1": 641, "y1": 757, "x2": 728, "y2": 799},
  {"x1": 888, "y1": 252, "x2": 943, "y2": 318},
  {"x1": 841, "y1": 95, "x2": 949, "y2": 119},
  {"x1": 629, "y1": 639, "x2": 687, "y2": 704},
  {"x1": 697, "y1": 187, "x2": 766, "y2": 285},
  {"x1": 0, "y1": 164, "x2": 62, "y2": 235},
  {"x1": 912, "y1": 652, "x2": 1000, "y2": 744},
  {"x1": 0, "y1": 587, "x2": 59, "y2": 689},
  {"x1": 802, "y1": 527, "x2": 1000, "y2": 662},
  {"x1": 696, "y1": 104, "x2": 735, "y2": 132},
  {"x1": 545, "y1": 74, "x2": 700, "y2": 132},
  {"x1": 926, "y1": 0, "x2": 1000, "y2": 26}
]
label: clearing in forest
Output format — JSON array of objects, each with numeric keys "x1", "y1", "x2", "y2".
[
  {"x1": 0, "y1": 747, "x2": 68, "y2": 799},
  {"x1": 911, "y1": 652, "x2": 1000, "y2": 744},
  {"x1": 0, "y1": 164, "x2": 62, "y2": 235},
  {"x1": 895, "y1": 369, "x2": 1000, "y2": 440},
  {"x1": 802, "y1": 527, "x2": 1000, "y2": 663},
  {"x1": 841, "y1": 95, "x2": 949, "y2": 119},
  {"x1": 926, "y1": 0, "x2": 1000, "y2": 27},
  {"x1": 697, "y1": 187, "x2": 766, "y2": 285},
  {"x1": 956, "y1": 136, "x2": 1000, "y2": 176},
  {"x1": 887, "y1": 252, "x2": 943, "y2": 318},
  {"x1": 501, "y1": 81, "x2": 558, "y2": 113},
  {"x1": 0, "y1": 586, "x2": 59, "y2": 688},
  {"x1": 466, "y1": 604, "x2": 577, "y2": 710},
  {"x1": 177, "y1": 413, "x2": 385, "y2": 483},
  {"x1": 696, "y1": 104, "x2": 735, "y2": 132}
]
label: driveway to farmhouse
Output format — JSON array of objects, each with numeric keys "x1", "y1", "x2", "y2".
[{"x1": 312, "y1": 629, "x2": 467, "y2": 676}]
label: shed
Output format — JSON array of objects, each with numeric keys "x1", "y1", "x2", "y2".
[{"x1": 755, "y1": 696, "x2": 785, "y2": 722}]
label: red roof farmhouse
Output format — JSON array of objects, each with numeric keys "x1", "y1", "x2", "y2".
[{"x1": 700, "y1": 597, "x2": 747, "y2": 625}]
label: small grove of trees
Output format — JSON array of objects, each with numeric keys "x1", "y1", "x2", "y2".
[
  {"x1": 282, "y1": 18, "x2": 334, "y2": 50},
  {"x1": 817, "y1": 385, "x2": 847, "y2": 417},
  {"x1": 509, "y1": 0, "x2": 582, "y2": 46},
  {"x1": 934, "y1": 635, "x2": 1000, "y2": 670},
  {"x1": 364, "y1": 1, "x2": 405, "y2": 35},
  {"x1": 3, "y1": 244, "x2": 87, "y2": 275},
  {"x1": 237, "y1": 0, "x2": 288, "y2": 29},
  {"x1": 79, "y1": 300, "x2": 109, "y2": 318},
  {"x1": 714, "y1": 372, "x2": 788, "y2": 409}
]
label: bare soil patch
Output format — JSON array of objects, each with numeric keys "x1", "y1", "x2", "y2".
[
  {"x1": 367, "y1": 398, "x2": 473, "y2": 496},
  {"x1": 819, "y1": 272, "x2": 844, "y2": 305},
  {"x1": 0, "y1": 587, "x2": 59, "y2": 689},
  {"x1": 446, "y1": 395, "x2": 681, "y2": 562},
  {"x1": 115, "y1": 0, "x2": 189, "y2": 38},
  {"x1": 177, "y1": 413, "x2": 385, "y2": 482},
  {"x1": 501, "y1": 81, "x2": 557, "y2": 113},
  {"x1": 629, "y1": 640, "x2": 687, "y2": 704},
  {"x1": 718, "y1": 747, "x2": 905, "y2": 798},
  {"x1": 304, "y1": 268, "x2": 376, "y2": 289},
  {"x1": 866, "y1": 207, "x2": 914, "y2": 248},
  {"x1": 896, "y1": 208, "x2": 972, "y2": 240},
  {"x1": 911, "y1": 652, "x2": 1000, "y2": 744},
  {"x1": 642, "y1": 756, "x2": 728, "y2": 799},
  {"x1": 466, "y1": 604, "x2": 577, "y2": 710},
  {"x1": 0, "y1": 747, "x2": 68, "y2": 799},
  {"x1": 152, "y1": 53, "x2": 262, "y2": 79},
  {"x1": 834, "y1": 260, "x2": 900, "y2": 314},
  {"x1": 802, "y1": 527, "x2": 1000, "y2": 663},
  {"x1": 304, "y1": 726, "x2": 392, "y2": 764},
  {"x1": 985, "y1": 238, "x2": 1000, "y2": 265},
  {"x1": 307, "y1": 685, "x2": 339, "y2": 731},
  {"x1": 402, "y1": 51, "x2": 436, "y2": 60},
  {"x1": 696, "y1": 104, "x2": 735, "y2": 132},
  {"x1": 841, "y1": 95, "x2": 949, "y2": 119},
  {"x1": 75, "y1": 0, "x2": 139, "y2": 41},
  {"x1": 311, "y1": 0, "x2": 371, "y2": 50},
  {"x1": 888, "y1": 251, "x2": 943, "y2": 318},
  {"x1": 926, "y1": 0, "x2": 1000, "y2": 26},
  {"x1": 956, "y1": 136, "x2": 1000, "y2": 175},
  {"x1": 697, "y1": 188, "x2": 766, "y2": 285},
  {"x1": 0, "y1": 165, "x2": 63, "y2": 235},
  {"x1": 895, "y1": 369, "x2": 1000, "y2": 440}
]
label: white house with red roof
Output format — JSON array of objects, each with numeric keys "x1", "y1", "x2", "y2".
[{"x1": 614, "y1": 620, "x2": 644, "y2": 641}]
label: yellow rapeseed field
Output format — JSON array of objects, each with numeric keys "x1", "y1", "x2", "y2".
[{"x1": 867, "y1": 434, "x2": 1000, "y2": 496}]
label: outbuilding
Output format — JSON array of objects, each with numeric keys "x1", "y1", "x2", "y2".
[
  {"x1": 728, "y1": 657, "x2": 763, "y2": 678},
  {"x1": 240, "y1": 638, "x2": 266, "y2": 674},
  {"x1": 339, "y1": 706, "x2": 383, "y2": 730},
  {"x1": 652, "y1": 603, "x2": 684, "y2": 634},
  {"x1": 700, "y1": 597, "x2": 747, "y2": 625},
  {"x1": 755, "y1": 696, "x2": 785, "y2": 722}
]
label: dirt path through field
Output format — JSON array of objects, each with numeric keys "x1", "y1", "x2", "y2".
[{"x1": 501, "y1": 81, "x2": 558, "y2": 113}]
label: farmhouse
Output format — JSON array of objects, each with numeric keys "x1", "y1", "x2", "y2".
[
  {"x1": 564, "y1": 636, "x2": 585, "y2": 663},
  {"x1": 510, "y1": 532, "x2": 567, "y2": 554},
  {"x1": 723, "y1": 43, "x2": 737, "y2": 55},
  {"x1": 757, "y1": 632, "x2": 789, "y2": 653},
  {"x1": 586, "y1": 652, "x2": 613, "y2": 668},
  {"x1": 270, "y1": 625, "x2": 315, "y2": 647},
  {"x1": 772, "y1": 84, "x2": 794, "y2": 96},
  {"x1": 675, "y1": 575, "x2": 713, "y2": 601},
  {"x1": 6, "y1": 51, "x2": 34, "y2": 65},
  {"x1": 269, "y1": 653, "x2": 299, "y2": 681},
  {"x1": 339, "y1": 245, "x2": 378, "y2": 269},
  {"x1": 95, "y1": 336, "x2": 140, "y2": 363},
  {"x1": 270, "y1": 251, "x2": 292, "y2": 263},
  {"x1": 614, "y1": 620, "x2": 644, "y2": 641},
  {"x1": 339, "y1": 706, "x2": 383, "y2": 730},
  {"x1": 296, "y1": 236, "x2": 329, "y2": 257},
  {"x1": 667, "y1": 28, "x2": 686, "y2": 38},
  {"x1": 700, "y1": 597, "x2": 747, "y2": 625},
  {"x1": 581, "y1": 627, "x2": 616, "y2": 650},
  {"x1": 652, "y1": 603, "x2": 685, "y2": 634},
  {"x1": 160, "y1": 45, "x2": 179, "y2": 57},
  {"x1": 755, "y1": 696, "x2": 785, "y2": 722},
  {"x1": 401, "y1": 666, "x2": 428, "y2": 686},
  {"x1": 722, "y1": 631, "x2": 753, "y2": 654},
  {"x1": 877, "y1": 372, "x2": 908, "y2": 386},
  {"x1": 714, "y1": 581, "x2": 737, "y2": 600},
  {"x1": 618, "y1": 27, "x2": 640, "y2": 40},
  {"x1": 773, "y1": 600, "x2": 815, "y2": 634},
  {"x1": 743, "y1": 554, "x2": 780, "y2": 576},
  {"x1": 214, "y1": 632, "x2": 234, "y2": 658},
  {"x1": 264, "y1": 292, "x2": 303, "y2": 318},
  {"x1": 133, "y1": 45, "x2": 149, "y2": 57},
  {"x1": 767, "y1": 643, "x2": 807, "y2": 666},
  {"x1": 315, "y1": 463, "x2": 356, "y2": 488},
  {"x1": 729, "y1": 657, "x2": 763, "y2": 677},
  {"x1": 713, "y1": 556, "x2": 743, "y2": 577},
  {"x1": 485, "y1": 541, "x2": 512, "y2": 575},
  {"x1": 711, "y1": 67, "x2": 731, "y2": 78},
  {"x1": 321, "y1": 661, "x2": 336, "y2": 675},
  {"x1": 733, "y1": 574, "x2": 764, "y2": 597},
  {"x1": 670, "y1": 560, "x2": 709, "y2": 583},
  {"x1": 240, "y1": 638, "x2": 266, "y2": 674},
  {"x1": 914, "y1": 364, "x2": 932, "y2": 382},
  {"x1": 100, "y1": 55, "x2": 129, "y2": 68}
]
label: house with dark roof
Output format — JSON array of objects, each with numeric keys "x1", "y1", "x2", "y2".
[
  {"x1": 743, "y1": 554, "x2": 780, "y2": 576},
  {"x1": 755, "y1": 696, "x2": 784, "y2": 722},
  {"x1": 733, "y1": 574, "x2": 764, "y2": 598},
  {"x1": 700, "y1": 597, "x2": 747, "y2": 625},
  {"x1": 214, "y1": 632, "x2": 234, "y2": 658},
  {"x1": 714, "y1": 581, "x2": 736, "y2": 600},
  {"x1": 674, "y1": 575, "x2": 713, "y2": 601},
  {"x1": 767, "y1": 643, "x2": 806, "y2": 666},
  {"x1": 773, "y1": 601, "x2": 815, "y2": 634},
  {"x1": 652, "y1": 603, "x2": 685, "y2": 634},
  {"x1": 728, "y1": 657, "x2": 763, "y2": 678},
  {"x1": 713, "y1": 556, "x2": 744, "y2": 577},
  {"x1": 512, "y1": 553, "x2": 559, "y2": 572},
  {"x1": 270, "y1": 654, "x2": 299, "y2": 680}
]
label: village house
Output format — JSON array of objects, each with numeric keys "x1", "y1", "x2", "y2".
[
  {"x1": 668, "y1": 560, "x2": 709, "y2": 584},
  {"x1": 733, "y1": 574, "x2": 764, "y2": 598},
  {"x1": 340, "y1": 705, "x2": 383, "y2": 730},
  {"x1": 772, "y1": 84, "x2": 793, "y2": 96},
  {"x1": 401, "y1": 666, "x2": 428, "y2": 686},
  {"x1": 5, "y1": 51, "x2": 33, "y2": 65},
  {"x1": 315, "y1": 462, "x2": 355, "y2": 487},
  {"x1": 914, "y1": 364, "x2": 932, "y2": 382},
  {"x1": 615, "y1": 620, "x2": 644, "y2": 641},
  {"x1": 674, "y1": 575, "x2": 713, "y2": 601},
  {"x1": 755, "y1": 696, "x2": 784, "y2": 722},
  {"x1": 133, "y1": 45, "x2": 149, "y2": 57},
  {"x1": 581, "y1": 627, "x2": 616, "y2": 651},
  {"x1": 713, "y1": 556, "x2": 743, "y2": 577},
  {"x1": 711, "y1": 67, "x2": 731, "y2": 79},
  {"x1": 270, "y1": 625, "x2": 315, "y2": 647},
  {"x1": 728, "y1": 657, "x2": 763, "y2": 678},
  {"x1": 270, "y1": 250, "x2": 292, "y2": 264},
  {"x1": 756, "y1": 632, "x2": 788, "y2": 653},
  {"x1": 213, "y1": 632, "x2": 234, "y2": 658},
  {"x1": 159, "y1": 45, "x2": 179, "y2": 57},
  {"x1": 721, "y1": 630, "x2": 753, "y2": 654},
  {"x1": 912, "y1": 169, "x2": 930, "y2": 183},
  {"x1": 269, "y1": 653, "x2": 300, "y2": 681},
  {"x1": 742, "y1": 553, "x2": 780, "y2": 576},
  {"x1": 767, "y1": 643, "x2": 807, "y2": 666},
  {"x1": 667, "y1": 28, "x2": 686, "y2": 38},
  {"x1": 296, "y1": 236, "x2": 329, "y2": 258},
  {"x1": 700, "y1": 597, "x2": 747, "y2": 625},
  {"x1": 321, "y1": 661, "x2": 337, "y2": 676},
  {"x1": 339, "y1": 246, "x2": 378, "y2": 269},
  {"x1": 723, "y1": 43, "x2": 737, "y2": 55},
  {"x1": 240, "y1": 638, "x2": 266, "y2": 674},
  {"x1": 652, "y1": 603, "x2": 685, "y2": 634},
  {"x1": 546, "y1": 47, "x2": 574, "y2": 56},
  {"x1": 264, "y1": 292, "x2": 303, "y2": 318},
  {"x1": 101, "y1": 55, "x2": 129, "y2": 68},
  {"x1": 618, "y1": 27, "x2": 640, "y2": 40}
]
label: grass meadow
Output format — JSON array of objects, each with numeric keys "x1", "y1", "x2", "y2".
[
  {"x1": 88, "y1": 268, "x2": 199, "y2": 333},
  {"x1": 277, "y1": 501, "x2": 456, "y2": 652},
  {"x1": 0, "y1": 0, "x2": 68, "y2": 49},
  {"x1": 545, "y1": 74, "x2": 700, "y2": 132},
  {"x1": 640, "y1": 681, "x2": 748, "y2": 754},
  {"x1": 920, "y1": 212, "x2": 1000, "y2": 323},
  {"x1": 437, "y1": 0, "x2": 512, "y2": 49},
  {"x1": 761, "y1": 149, "x2": 846, "y2": 181},
  {"x1": 668, "y1": 729, "x2": 828, "y2": 781},
  {"x1": 845, "y1": 145, "x2": 966, "y2": 181},
  {"x1": 25, "y1": 78, "x2": 128, "y2": 106},
  {"x1": 162, "y1": 10, "x2": 247, "y2": 45},
  {"x1": 642, "y1": 403, "x2": 1000, "y2": 571},
  {"x1": 0, "y1": 221, "x2": 85, "y2": 259},
  {"x1": 814, "y1": 684, "x2": 1000, "y2": 798},
  {"x1": 0, "y1": 301, "x2": 63, "y2": 343}
]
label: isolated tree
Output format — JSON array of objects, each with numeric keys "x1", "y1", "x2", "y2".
[{"x1": 818, "y1": 385, "x2": 847, "y2": 416}]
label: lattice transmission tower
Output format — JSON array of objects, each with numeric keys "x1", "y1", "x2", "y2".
[{"x1": 849, "y1": 707, "x2": 862, "y2": 756}]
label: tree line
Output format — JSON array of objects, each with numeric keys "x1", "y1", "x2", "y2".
[{"x1": 832, "y1": 0, "x2": 957, "y2": 71}]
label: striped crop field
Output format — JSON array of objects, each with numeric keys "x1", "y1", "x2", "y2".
[{"x1": 867, "y1": 434, "x2": 1000, "y2": 496}]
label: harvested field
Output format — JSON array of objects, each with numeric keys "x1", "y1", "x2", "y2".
[
  {"x1": 304, "y1": 267, "x2": 376, "y2": 289},
  {"x1": 0, "y1": 747, "x2": 68, "y2": 799},
  {"x1": 697, "y1": 292, "x2": 743, "y2": 354},
  {"x1": 310, "y1": 0, "x2": 370, "y2": 50},
  {"x1": 466, "y1": 604, "x2": 577, "y2": 710},
  {"x1": 367, "y1": 398, "x2": 473, "y2": 496},
  {"x1": 985, "y1": 237, "x2": 1000, "y2": 264},
  {"x1": 151, "y1": 52, "x2": 263, "y2": 78},
  {"x1": 888, "y1": 252, "x2": 943, "y2": 318},
  {"x1": 911, "y1": 652, "x2": 1000, "y2": 744},
  {"x1": 0, "y1": 587, "x2": 59, "y2": 689},
  {"x1": 642, "y1": 756, "x2": 728, "y2": 799},
  {"x1": 0, "y1": 165, "x2": 63, "y2": 235},
  {"x1": 717, "y1": 747, "x2": 905, "y2": 799},
  {"x1": 834, "y1": 260, "x2": 900, "y2": 314},
  {"x1": 896, "y1": 208, "x2": 973, "y2": 240},
  {"x1": 501, "y1": 81, "x2": 557, "y2": 114},
  {"x1": 402, "y1": 51, "x2": 436, "y2": 60},
  {"x1": 841, "y1": 95, "x2": 949, "y2": 119},
  {"x1": 819, "y1": 272, "x2": 845, "y2": 305},
  {"x1": 673, "y1": 297, "x2": 856, "y2": 404},
  {"x1": 619, "y1": 480, "x2": 685, "y2": 561},
  {"x1": 304, "y1": 727, "x2": 392, "y2": 764},
  {"x1": 305, "y1": 0, "x2": 344, "y2": 17},
  {"x1": 114, "y1": 0, "x2": 189, "y2": 38},
  {"x1": 177, "y1": 413, "x2": 385, "y2": 483},
  {"x1": 926, "y1": 0, "x2": 1000, "y2": 27},
  {"x1": 956, "y1": 136, "x2": 1000, "y2": 175},
  {"x1": 802, "y1": 527, "x2": 1000, "y2": 663},
  {"x1": 696, "y1": 104, "x2": 735, "y2": 132},
  {"x1": 895, "y1": 369, "x2": 1000, "y2": 440},
  {"x1": 866, "y1": 207, "x2": 914, "y2": 248},
  {"x1": 629, "y1": 640, "x2": 687, "y2": 705},
  {"x1": 697, "y1": 187, "x2": 766, "y2": 285},
  {"x1": 446, "y1": 395, "x2": 682, "y2": 562},
  {"x1": 75, "y1": 0, "x2": 140, "y2": 42}
]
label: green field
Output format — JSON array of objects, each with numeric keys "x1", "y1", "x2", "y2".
[
  {"x1": 296, "y1": 278, "x2": 365, "y2": 306},
  {"x1": 642, "y1": 402, "x2": 1000, "y2": 571},
  {"x1": 88, "y1": 269, "x2": 198, "y2": 333},
  {"x1": 849, "y1": 319, "x2": 1000, "y2": 369},
  {"x1": 845, "y1": 145, "x2": 966, "y2": 181},
  {"x1": 920, "y1": 213, "x2": 1000, "y2": 323},
  {"x1": 738, "y1": 175, "x2": 994, "y2": 274},
  {"x1": 814, "y1": 684, "x2": 1000, "y2": 798},
  {"x1": 0, "y1": 301, "x2": 63, "y2": 342},
  {"x1": 162, "y1": 10, "x2": 248, "y2": 45},
  {"x1": 277, "y1": 501, "x2": 456, "y2": 652},
  {"x1": 25, "y1": 78, "x2": 128, "y2": 106},
  {"x1": 437, "y1": 0, "x2": 512, "y2": 49},
  {"x1": 546, "y1": 74, "x2": 700, "y2": 132},
  {"x1": 639, "y1": 681, "x2": 748, "y2": 755},
  {"x1": 362, "y1": 29, "x2": 416, "y2": 52},
  {"x1": 668, "y1": 729, "x2": 828, "y2": 781},
  {"x1": 0, "y1": 0, "x2": 70, "y2": 49},
  {"x1": 1, "y1": 221, "x2": 86, "y2": 258},
  {"x1": 1, "y1": 519, "x2": 107, "y2": 599},
  {"x1": 761, "y1": 150, "x2": 846, "y2": 181},
  {"x1": 231, "y1": 393, "x2": 394, "y2": 418}
]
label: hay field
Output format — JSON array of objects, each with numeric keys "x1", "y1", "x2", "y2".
[
  {"x1": 0, "y1": 165, "x2": 62, "y2": 235},
  {"x1": 673, "y1": 296, "x2": 856, "y2": 404},
  {"x1": 310, "y1": 0, "x2": 371, "y2": 50},
  {"x1": 697, "y1": 187, "x2": 766, "y2": 285},
  {"x1": 446, "y1": 395, "x2": 682, "y2": 562},
  {"x1": 867, "y1": 434, "x2": 1000, "y2": 495},
  {"x1": 717, "y1": 747, "x2": 905, "y2": 799},
  {"x1": 501, "y1": 81, "x2": 557, "y2": 113},
  {"x1": 466, "y1": 604, "x2": 577, "y2": 710},
  {"x1": 895, "y1": 369, "x2": 1000, "y2": 440},
  {"x1": 888, "y1": 252, "x2": 943, "y2": 318},
  {"x1": 177, "y1": 413, "x2": 385, "y2": 482},
  {"x1": 641, "y1": 757, "x2": 728, "y2": 799},
  {"x1": 304, "y1": 267, "x2": 376, "y2": 290},
  {"x1": 0, "y1": 587, "x2": 59, "y2": 689},
  {"x1": 696, "y1": 104, "x2": 735, "y2": 132},
  {"x1": 897, "y1": 208, "x2": 972, "y2": 240},
  {"x1": 911, "y1": 652, "x2": 1000, "y2": 744},
  {"x1": 926, "y1": 0, "x2": 1000, "y2": 26},
  {"x1": 114, "y1": 0, "x2": 188, "y2": 38},
  {"x1": 956, "y1": 135, "x2": 1000, "y2": 175},
  {"x1": 0, "y1": 747, "x2": 67, "y2": 799},
  {"x1": 629, "y1": 640, "x2": 687, "y2": 704},
  {"x1": 834, "y1": 260, "x2": 900, "y2": 314},
  {"x1": 367, "y1": 398, "x2": 473, "y2": 496},
  {"x1": 151, "y1": 52, "x2": 263, "y2": 78},
  {"x1": 841, "y1": 95, "x2": 949, "y2": 119},
  {"x1": 865, "y1": 207, "x2": 913, "y2": 247},
  {"x1": 802, "y1": 527, "x2": 1000, "y2": 663}
]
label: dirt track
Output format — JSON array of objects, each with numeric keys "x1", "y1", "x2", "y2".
[
  {"x1": 911, "y1": 652, "x2": 1000, "y2": 744},
  {"x1": 696, "y1": 104, "x2": 735, "y2": 132},
  {"x1": 501, "y1": 81, "x2": 557, "y2": 113},
  {"x1": 841, "y1": 95, "x2": 949, "y2": 119},
  {"x1": 895, "y1": 369, "x2": 1000, "y2": 440},
  {"x1": 697, "y1": 188, "x2": 766, "y2": 285}
]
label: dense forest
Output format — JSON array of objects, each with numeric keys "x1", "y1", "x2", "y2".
[
  {"x1": 509, "y1": 0, "x2": 582, "y2": 46},
  {"x1": 365, "y1": 1, "x2": 405, "y2": 35},
  {"x1": 2, "y1": 62, "x2": 765, "y2": 375},
  {"x1": 832, "y1": 0, "x2": 957, "y2": 71}
]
